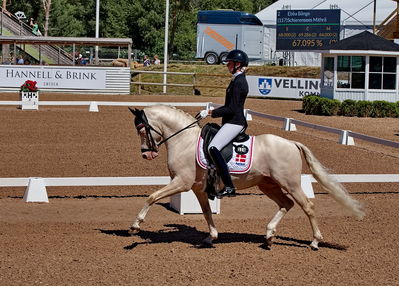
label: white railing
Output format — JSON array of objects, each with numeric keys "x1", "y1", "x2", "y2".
[
  {"x1": 0, "y1": 101, "x2": 209, "y2": 107},
  {"x1": 1, "y1": 100, "x2": 397, "y2": 148},
  {"x1": 208, "y1": 103, "x2": 399, "y2": 148},
  {"x1": 1, "y1": 174, "x2": 398, "y2": 204}
]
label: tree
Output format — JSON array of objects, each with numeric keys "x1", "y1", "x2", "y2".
[
  {"x1": 42, "y1": 0, "x2": 51, "y2": 36},
  {"x1": 101, "y1": 0, "x2": 131, "y2": 38},
  {"x1": 168, "y1": 0, "x2": 195, "y2": 59},
  {"x1": 129, "y1": 0, "x2": 165, "y2": 57},
  {"x1": 49, "y1": 0, "x2": 87, "y2": 36}
]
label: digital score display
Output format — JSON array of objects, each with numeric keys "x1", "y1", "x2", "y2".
[{"x1": 276, "y1": 9, "x2": 340, "y2": 50}]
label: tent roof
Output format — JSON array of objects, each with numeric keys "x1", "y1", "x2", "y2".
[
  {"x1": 256, "y1": 0, "x2": 396, "y2": 26},
  {"x1": 321, "y1": 31, "x2": 399, "y2": 51},
  {"x1": 0, "y1": 35, "x2": 132, "y2": 46}
]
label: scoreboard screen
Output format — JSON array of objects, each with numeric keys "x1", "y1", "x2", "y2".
[{"x1": 276, "y1": 9, "x2": 340, "y2": 50}]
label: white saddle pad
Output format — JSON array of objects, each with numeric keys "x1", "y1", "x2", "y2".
[{"x1": 196, "y1": 135, "x2": 255, "y2": 174}]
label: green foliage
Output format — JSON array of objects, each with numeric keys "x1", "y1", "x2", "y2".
[
  {"x1": 302, "y1": 96, "x2": 398, "y2": 118},
  {"x1": 320, "y1": 98, "x2": 341, "y2": 116},
  {"x1": 340, "y1": 99, "x2": 357, "y2": 117},
  {"x1": 101, "y1": 0, "x2": 131, "y2": 38},
  {"x1": 302, "y1": 95, "x2": 321, "y2": 115},
  {"x1": 355, "y1": 100, "x2": 374, "y2": 117},
  {"x1": 50, "y1": 0, "x2": 89, "y2": 37},
  {"x1": 371, "y1": 101, "x2": 397, "y2": 118},
  {"x1": 303, "y1": 96, "x2": 340, "y2": 116}
]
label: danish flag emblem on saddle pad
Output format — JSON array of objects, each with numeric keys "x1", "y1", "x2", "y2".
[{"x1": 196, "y1": 135, "x2": 255, "y2": 174}]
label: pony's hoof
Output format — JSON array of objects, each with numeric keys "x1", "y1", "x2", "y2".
[
  {"x1": 266, "y1": 236, "x2": 274, "y2": 247},
  {"x1": 128, "y1": 227, "x2": 140, "y2": 235},
  {"x1": 196, "y1": 237, "x2": 214, "y2": 248},
  {"x1": 196, "y1": 241, "x2": 214, "y2": 249},
  {"x1": 310, "y1": 240, "x2": 319, "y2": 251}
]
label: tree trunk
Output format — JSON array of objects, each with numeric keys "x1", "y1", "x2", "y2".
[{"x1": 42, "y1": 0, "x2": 52, "y2": 37}]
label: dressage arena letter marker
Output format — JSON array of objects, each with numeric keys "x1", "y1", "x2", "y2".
[{"x1": 21, "y1": 91, "x2": 39, "y2": 110}]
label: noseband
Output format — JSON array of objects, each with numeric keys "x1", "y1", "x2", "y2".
[
  {"x1": 133, "y1": 109, "x2": 161, "y2": 153},
  {"x1": 129, "y1": 107, "x2": 201, "y2": 153}
]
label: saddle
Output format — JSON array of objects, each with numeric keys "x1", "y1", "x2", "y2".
[
  {"x1": 200, "y1": 123, "x2": 250, "y2": 200},
  {"x1": 201, "y1": 123, "x2": 249, "y2": 163}
]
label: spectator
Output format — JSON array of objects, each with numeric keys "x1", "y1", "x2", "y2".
[
  {"x1": 17, "y1": 55, "x2": 24, "y2": 65},
  {"x1": 153, "y1": 55, "x2": 160, "y2": 65},
  {"x1": 143, "y1": 55, "x2": 151, "y2": 67},
  {"x1": 29, "y1": 18, "x2": 42, "y2": 36},
  {"x1": 75, "y1": 52, "x2": 82, "y2": 65}
]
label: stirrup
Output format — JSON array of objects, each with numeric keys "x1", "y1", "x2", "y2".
[{"x1": 216, "y1": 187, "x2": 236, "y2": 199}]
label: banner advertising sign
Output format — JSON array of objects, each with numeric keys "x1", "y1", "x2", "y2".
[
  {"x1": 0, "y1": 66, "x2": 107, "y2": 90},
  {"x1": 247, "y1": 75, "x2": 320, "y2": 99}
]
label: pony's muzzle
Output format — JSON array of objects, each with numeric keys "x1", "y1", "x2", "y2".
[{"x1": 141, "y1": 151, "x2": 159, "y2": 160}]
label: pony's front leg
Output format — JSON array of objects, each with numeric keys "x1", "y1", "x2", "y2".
[
  {"x1": 129, "y1": 178, "x2": 187, "y2": 234},
  {"x1": 192, "y1": 188, "x2": 218, "y2": 247}
]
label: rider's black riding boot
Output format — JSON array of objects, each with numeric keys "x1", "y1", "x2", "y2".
[{"x1": 209, "y1": 146, "x2": 236, "y2": 198}]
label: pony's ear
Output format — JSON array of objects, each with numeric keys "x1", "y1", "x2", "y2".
[{"x1": 128, "y1": 107, "x2": 141, "y2": 116}]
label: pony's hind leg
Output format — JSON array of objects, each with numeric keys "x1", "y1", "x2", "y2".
[
  {"x1": 258, "y1": 180, "x2": 294, "y2": 247},
  {"x1": 129, "y1": 177, "x2": 188, "y2": 234},
  {"x1": 283, "y1": 179, "x2": 323, "y2": 250}
]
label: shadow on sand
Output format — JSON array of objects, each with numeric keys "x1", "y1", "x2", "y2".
[{"x1": 98, "y1": 224, "x2": 347, "y2": 251}]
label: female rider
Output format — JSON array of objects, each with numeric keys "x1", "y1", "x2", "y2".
[{"x1": 199, "y1": 49, "x2": 249, "y2": 198}]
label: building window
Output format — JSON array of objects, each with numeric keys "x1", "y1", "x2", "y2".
[
  {"x1": 337, "y1": 56, "x2": 365, "y2": 89},
  {"x1": 369, "y1": 56, "x2": 396, "y2": 90},
  {"x1": 322, "y1": 57, "x2": 334, "y2": 87}
]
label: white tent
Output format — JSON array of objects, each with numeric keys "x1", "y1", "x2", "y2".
[{"x1": 256, "y1": 0, "x2": 397, "y2": 66}]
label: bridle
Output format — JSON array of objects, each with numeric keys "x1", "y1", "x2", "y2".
[{"x1": 129, "y1": 107, "x2": 201, "y2": 153}]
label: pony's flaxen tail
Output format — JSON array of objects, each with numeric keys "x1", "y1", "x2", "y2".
[{"x1": 294, "y1": 141, "x2": 365, "y2": 220}]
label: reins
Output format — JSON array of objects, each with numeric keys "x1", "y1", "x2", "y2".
[
  {"x1": 156, "y1": 118, "x2": 201, "y2": 146},
  {"x1": 135, "y1": 109, "x2": 202, "y2": 152}
]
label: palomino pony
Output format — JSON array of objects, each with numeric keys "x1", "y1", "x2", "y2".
[{"x1": 128, "y1": 105, "x2": 364, "y2": 250}]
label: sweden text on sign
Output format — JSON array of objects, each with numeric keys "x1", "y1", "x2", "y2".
[
  {"x1": 276, "y1": 9, "x2": 340, "y2": 51},
  {"x1": 247, "y1": 76, "x2": 320, "y2": 99}
]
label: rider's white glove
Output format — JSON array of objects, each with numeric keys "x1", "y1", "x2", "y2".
[{"x1": 199, "y1": 109, "x2": 209, "y2": 119}]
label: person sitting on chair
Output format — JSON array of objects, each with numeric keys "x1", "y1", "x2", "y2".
[{"x1": 198, "y1": 49, "x2": 249, "y2": 198}]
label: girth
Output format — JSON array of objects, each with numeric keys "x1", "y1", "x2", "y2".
[{"x1": 201, "y1": 123, "x2": 249, "y2": 163}]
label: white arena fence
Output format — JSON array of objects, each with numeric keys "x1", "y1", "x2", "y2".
[
  {"x1": 0, "y1": 99, "x2": 398, "y2": 148},
  {"x1": 0, "y1": 174, "x2": 398, "y2": 204}
]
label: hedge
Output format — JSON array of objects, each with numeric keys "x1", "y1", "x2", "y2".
[{"x1": 302, "y1": 96, "x2": 399, "y2": 118}]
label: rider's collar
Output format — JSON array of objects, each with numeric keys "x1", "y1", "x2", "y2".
[{"x1": 233, "y1": 71, "x2": 243, "y2": 78}]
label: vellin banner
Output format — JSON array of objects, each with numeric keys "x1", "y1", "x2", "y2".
[{"x1": 247, "y1": 75, "x2": 320, "y2": 99}]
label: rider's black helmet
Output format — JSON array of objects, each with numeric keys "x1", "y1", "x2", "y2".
[{"x1": 225, "y1": 49, "x2": 249, "y2": 67}]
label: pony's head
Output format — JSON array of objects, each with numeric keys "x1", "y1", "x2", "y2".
[{"x1": 128, "y1": 107, "x2": 161, "y2": 160}]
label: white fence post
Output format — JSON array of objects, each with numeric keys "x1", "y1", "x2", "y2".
[
  {"x1": 23, "y1": 177, "x2": 49, "y2": 203},
  {"x1": 283, "y1": 118, "x2": 297, "y2": 131},
  {"x1": 89, "y1": 101, "x2": 99, "y2": 112},
  {"x1": 339, "y1": 130, "x2": 355, "y2": 145},
  {"x1": 244, "y1": 109, "x2": 252, "y2": 121},
  {"x1": 300, "y1": 175, "x2": 315, "y2": 198}
]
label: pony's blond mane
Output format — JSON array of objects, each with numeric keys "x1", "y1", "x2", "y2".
[{"x1": 146, "y1": 104, "x2": 197, "y2": 125}]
